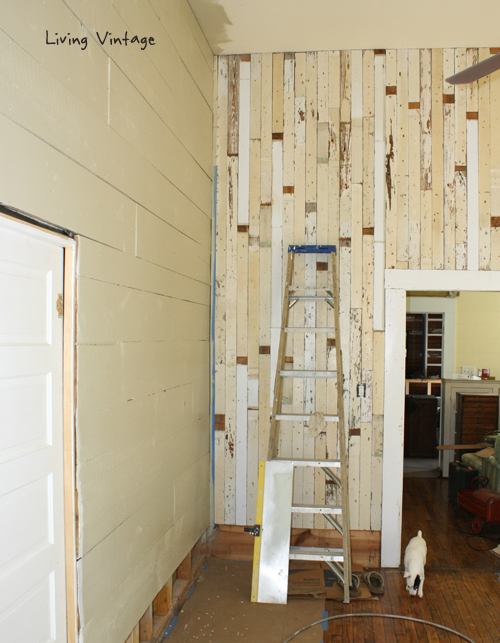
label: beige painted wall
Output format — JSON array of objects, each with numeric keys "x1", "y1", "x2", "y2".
[
  {"x1": 455, "y1": 292, "x2": 500, "y2": 378},
  {"x1": 213, "y1": 49, "x2": 500, "y2": 533},
  {"x1": 0, "y1": 1, "x2": 213, "y2": 642}
]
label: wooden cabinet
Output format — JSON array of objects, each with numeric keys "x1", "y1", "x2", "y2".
[
  {"x1": 455, "y1": 393, "x2": 499, "y2": 450},
  {"x1": 405, "y1": 395, "x2": 439, "y2": 457},
  {"x1": 441, "y1": 380, "x2": 500, "y2": 476}
]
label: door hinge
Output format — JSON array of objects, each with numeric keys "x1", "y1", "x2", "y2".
[{"x1": 57, "y1": 293, "x2": 63, "y2": 318}]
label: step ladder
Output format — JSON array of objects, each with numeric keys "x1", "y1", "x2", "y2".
[{"x1": 250, "y1": 245, "x2": 353, "y2": 604}]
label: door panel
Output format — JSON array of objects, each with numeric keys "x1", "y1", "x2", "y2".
[{"x1": 0, "y1": 227, "x2": 66, "y2": 643}]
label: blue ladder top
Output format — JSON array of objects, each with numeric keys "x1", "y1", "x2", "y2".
[{"x1": 289, "y1": 244, "x2": 337, "y2": 254}]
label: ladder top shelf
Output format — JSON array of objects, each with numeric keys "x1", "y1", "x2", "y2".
[{"x1": 288, "y1": 244, "x2": 337, "y2": 254}]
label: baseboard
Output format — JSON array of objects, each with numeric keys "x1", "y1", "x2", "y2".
[{"x1": 209, "y1": 525, "x2": 381, "y2": 568}]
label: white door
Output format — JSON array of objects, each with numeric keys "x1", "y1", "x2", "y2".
[{"x1": 0, "y1": 226, "x2": 66, "y2": 642}]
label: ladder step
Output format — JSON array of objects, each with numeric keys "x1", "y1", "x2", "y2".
[
  {"x1": 285, "y1": 327, "x2": 335, "y2": 333},
  {"x1": 275, "y1": 413, "x2": 339, "y2": 422},
  {"x1": 280, "y1": 370, "x2": 337, "y2": 378},
  {"x1": 292, "y1": 503, "x2": 342, "y2": 514},
  {"x1": 289, "y1": 287, "x2": 330, "y2": 291},
  {"x1": 289, "y1": 546, "x2": 344, "y2": 562},
  {"x1": 273, "y1": 458, "x2": 342, "y2": 468},
  {"x1": 289, "y1": 295, "x2": 333, "y2": 301}
]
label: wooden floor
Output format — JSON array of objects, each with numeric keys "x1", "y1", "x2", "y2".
[{"x1": 166, "y1": 478, "x2": 500, "y2": 643}]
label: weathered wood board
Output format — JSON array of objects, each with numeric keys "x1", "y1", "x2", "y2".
[{"x1": 213, "y1": 46, "x2": 500, "y2": 538}]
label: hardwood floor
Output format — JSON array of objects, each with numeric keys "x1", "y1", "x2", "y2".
[
  {"x1": 167, "y1": 478, "x2": 500, "y2": 643},
  {"x1": 402, "y1": 477, "x2": 500, "y2": 571},
  {"x1": 323, "y1": 477, "x2": 500, "y2": 643}
]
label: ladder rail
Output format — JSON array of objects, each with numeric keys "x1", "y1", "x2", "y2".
[
  {"x1": 331, "y1": 252, "x2": 352, "y2": 602},
  {"x1": 267, "y1": 251, "x2": 295, "y2": 460}
]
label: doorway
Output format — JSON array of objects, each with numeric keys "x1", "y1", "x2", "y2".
[
  {"x1": 381, "y1": 269, "x2": 500, "y2": 568},
  {"x1": 0, "y1": 214, "x2": 76, "y2": 642}
]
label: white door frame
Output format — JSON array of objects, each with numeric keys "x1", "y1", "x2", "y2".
[
  {"x1": 0, "y1": 213, "x2": 78, "y2": 643},
  {"x1": 381, "y1": 269, "x2": 500, "y2": 568}
]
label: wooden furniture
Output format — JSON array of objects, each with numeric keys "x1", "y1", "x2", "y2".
[
  {"x1": 404, "y1": 395, "x2": 439, "y2": 457},
  {"x1": 406, "y1": 313, "x2": 443, "y2": 379},
  {"x1": 455, "y1": 393, "x2": 499, "y2": 461},
  {"x1": 441, "y1": 379, "x2": 500, "y2": 476},
  {"x1": 406, "y1": 379, "x2": 441, "y2": 396}
]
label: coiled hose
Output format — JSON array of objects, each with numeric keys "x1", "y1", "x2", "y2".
[{"x1": 281, "y1": 612, "x2": 478, "y2": 643}]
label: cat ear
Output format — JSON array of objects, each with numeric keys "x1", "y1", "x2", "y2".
[{"x1": 403, "y1": 572, "x2": 410, "y2": 578}]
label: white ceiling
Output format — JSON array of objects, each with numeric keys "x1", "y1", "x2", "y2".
[{"x1": 188, "y1": 0, "x2": 500, "y2": 55}]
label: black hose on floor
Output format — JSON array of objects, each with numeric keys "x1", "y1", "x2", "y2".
[{"x1": 281, "y1": 612, "x2": 478, "y2": 643}]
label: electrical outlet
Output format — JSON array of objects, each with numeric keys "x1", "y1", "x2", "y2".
[
  {"x1": 461, "y1": 366, "x2": 476, "y2": 377},
  {"x1": 357, "y1": 383, "x2": 366, "y2": 398}
]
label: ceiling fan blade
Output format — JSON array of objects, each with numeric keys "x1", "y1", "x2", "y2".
[{"x1": 446, "y1": 51, "x2": 500, "y2": 84}]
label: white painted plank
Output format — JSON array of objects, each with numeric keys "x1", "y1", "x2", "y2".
[
  {"x1": 236, "y1": 364, "x2": 248, "y2": 524},
  {"x1": 467, "y1": 119, "x2": 479, "y2": 271},
  {"x1": 374, "y1": 54, "x2": 385, "y2": 243},
  {"x1": 238, "y1": 61, "x2": 251, "y2": 225}
]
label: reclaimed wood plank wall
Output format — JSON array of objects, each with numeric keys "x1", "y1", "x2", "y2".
[{"x1": 214, "y1": 48, "x2": 500, "y2": 531}]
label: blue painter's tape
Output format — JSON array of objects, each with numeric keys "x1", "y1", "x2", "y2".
[
  {"x1": 202, "y1": 560, "x2": 210, "y2": 571},
  {"x1": 164, "y1": 616, "x2": 179, "y2": 638},
  {"x1": 322, "y1": 610, "x2": 329, "y2": 631},
  {"x1": 185, "y1": 584, "x2": 196, "y2": 601}
]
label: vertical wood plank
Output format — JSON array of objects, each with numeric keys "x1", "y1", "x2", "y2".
[
  {"x1": 246, "y1": 409, "x2": 259, "y2": 522},
  {"x1": 236, "y1": 362, "x2": 248, "y2": 524},
  {"x1": 270, "y1": 139, "x2": 284, "y2": 404},
  {"x1": 397, "y1": 49, "x2": 409, "y2": 263},
  {"x1": 351, "y1": 49, "x2": 363, "y2": 185},
  {"x1": 238, "y1": 59, "x2": 251, "y2": 225},
  {"x1": 373, "y1": 52, "x2": 385, "y2": 331},
  {"x1": 455, "y1": 49, "x2": 467, "y2": 269},
  {"x1": 373, "y1": 49, "x2": 386, "y2": 338},
  {"x1": 225, "y1": 154, "x2": 238, "y2": 523},
  {"x1": 177, "y1": 553, "x2": 192, "y2": 580},
  {"x1": 385, "y1": 49, "x2": 397, "y2": 270},
  {"x1": 467, "y1": 118, "x2": 479, "y2": 270},
  {"x1": 443, "y1": 49, "x2": 456, "y2": 269},
  {"x1": 478, "y1": 47, "x2": 491, "y2": 270},
  {"x1": 261, "y1": 53, "x2": 273, "y2": 204},
  {"x1": 362, "y1": 234, "x2": 374, "y2": 375},
  {"x1": 273, "y1": 53, "x2": 284, "y2": 134},
  {"x1": 408, "y1": 48, "x2": 421, "y2": 269},
  {"x1": 306, "y1": 52, "x2": 318, "y2": 204},
  {"x1": 214, "y1": 57, "x2": 228, "y2": 524},
  {"x1": 227, "y1": 55, "x2": 240, "y2": 157},
  {"x1": 363, "y1": 50, "x2": 375, "y2": 230},
  {"x1": 432, "y1": 48, "x2": 444, "y2": 269},
  {"x1": 359, "y1": 421, "x2": 372, "y2": 529},
  {"x1": 139, "y1": 605, "x2": 153, "y2": 642},
  {"x1": 250, "y1": 54, "x2": 262, "y2": 140},
  {"x1": 371, "y1": 414, "x2": 384, "y2": 530},
  {"x1": 328, "y1": 51, "x2": 341, "y2": 246},
  {"x1": 339, "y1": 50, "x2": 352, "y2": 239},
  {"x1": 420, "y1": 48, "x2": 432, "y2": 270},
  {"x1": 153, "y1": 577, "x2": 173, "y2": 615},
  {"x1": 490, "y1": 65, "x2": 500, "y2": 270}
]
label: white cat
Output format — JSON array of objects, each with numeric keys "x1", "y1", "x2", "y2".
[{"x1": 403, "y1": 530, "x2": 427, "y2": 598}]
